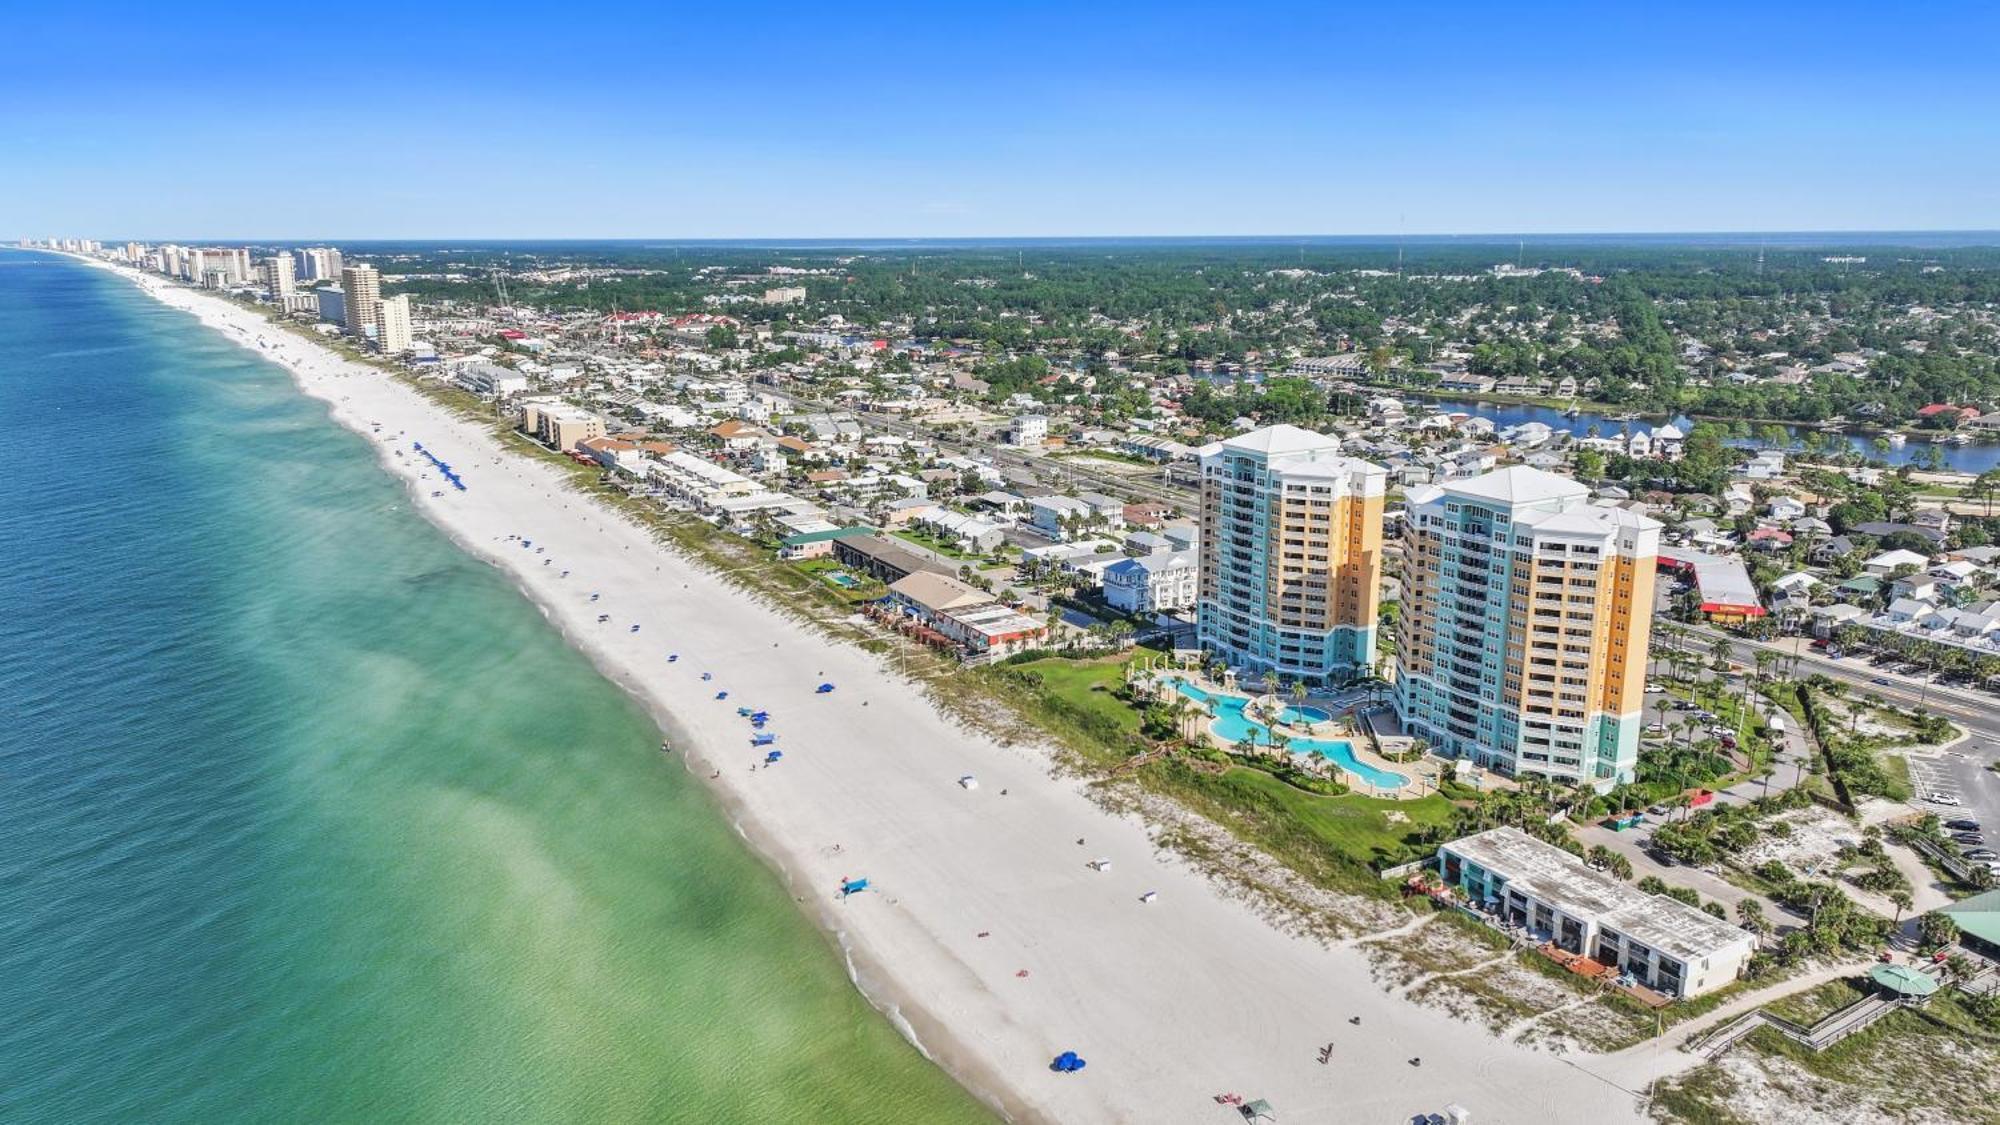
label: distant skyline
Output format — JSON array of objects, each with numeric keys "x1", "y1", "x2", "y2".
[{"x1": 8, "y1": 2, "x2": 1998, "y2": 239}]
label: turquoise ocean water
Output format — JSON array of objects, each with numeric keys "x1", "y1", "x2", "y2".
[{"x1": 0, "y1": 252, "x2": 986, "y2": 1123}]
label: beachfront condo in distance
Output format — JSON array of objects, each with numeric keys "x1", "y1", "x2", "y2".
[
  {"x1": 341, "y1": 263, "x2": 382, "y2": 340},
  {"x1": 1394, "y1": 466, "x2": 1660, "y2": 788},
  {"x1": 1195, "y1": 424, "x2": 1386, "y2": 686}
]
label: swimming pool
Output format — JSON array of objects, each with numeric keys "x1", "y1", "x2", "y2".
[
  {"x1": 1169, "y1": 680, "x2": 1407, "y2": 790},
  {"x1": 824, "y1": 571, "x2": 861, "y2": 589}
]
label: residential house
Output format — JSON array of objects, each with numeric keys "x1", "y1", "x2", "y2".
[{"x1": 1101, "y1": 551, "x2": 1198, "y2": 614}]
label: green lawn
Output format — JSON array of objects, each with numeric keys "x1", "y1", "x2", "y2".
[
  {"x1": 1146, "y1": 761, "x2": 1457, "y2": 888},
  {"x1": 889, "y1": 528, "x2": 980, "y2": 561},
  {"x1": 1002, "y1": 653, "x2": 1145, "y2": 738}
]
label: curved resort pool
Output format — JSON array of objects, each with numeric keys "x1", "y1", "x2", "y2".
[{"x1": 1169, "y1": 680, "x2": 1407, "y2": 791}]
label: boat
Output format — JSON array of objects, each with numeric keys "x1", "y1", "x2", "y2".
[
  {"x1": 1562, "y1": 403, "x2": 1581, "y2": 419},
  {"x1": 1888, "y1": 432, "x2": 1907, "y2": 446}
]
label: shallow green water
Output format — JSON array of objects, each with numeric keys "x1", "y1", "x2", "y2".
[{"x1": 0, "y1": 252, "x2": 988, "y2": 1123}]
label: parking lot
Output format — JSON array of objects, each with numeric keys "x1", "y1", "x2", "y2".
[{"x1": 1907, "y1": 753, "x2": 1966, "y2": 809}]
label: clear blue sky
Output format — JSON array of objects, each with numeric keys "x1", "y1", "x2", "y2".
[{"x1": 7, "y1": 1, "x2": 1997, "y2": 239}]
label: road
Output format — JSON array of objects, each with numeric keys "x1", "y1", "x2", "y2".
[{"x1": 1677, "y1": 623, "x2": 2000, "y2": 849}]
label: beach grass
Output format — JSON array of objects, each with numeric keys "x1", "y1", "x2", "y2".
[
  {"x1": 999, "y1": 654, "x2": 1147, "y2": 742},
  {"x1": 1141, "y1": 760, "x2": 1454, "y2": 893}
]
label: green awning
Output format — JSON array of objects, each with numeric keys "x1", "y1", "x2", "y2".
[{"x1": 1869, "y1": 963, "x2": 1939, "y2": 997}]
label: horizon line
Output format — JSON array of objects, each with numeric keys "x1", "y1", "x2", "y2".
[{"x1": 14, "y1": 227, "x2": 2000, "y2": 246}]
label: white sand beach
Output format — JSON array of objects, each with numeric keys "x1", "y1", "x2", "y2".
[{"x1": 90, "y1": 258, "x2": 1689, "y2": 1123}]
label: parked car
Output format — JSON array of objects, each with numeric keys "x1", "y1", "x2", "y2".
[
  {"x1": 1946, "y1": 819, "x2": 1982, "y2": 832},
  {"x1": 1952, "y1": 832, "x2": 1984, "y2": 846},
  {"x1": 1964, "y1": 849, "x2": 1998, "y2": 862}
]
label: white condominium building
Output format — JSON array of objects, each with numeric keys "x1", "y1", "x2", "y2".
[
  {"x1": 340, "y1": 264, "x2": 381, "y2": 339},
  {"x1": 262, "y1": 254, "x2": 295, "y2": 299},
  {"x1": 1395, "y1": 466, "x2": 1660, "y2": 786},
  {"x1": 1196, "y1": 424, "x2": 1387, "y2": 684},
  {"x1": 376, "y1": 293, "x2": 412, "y2": 354}
]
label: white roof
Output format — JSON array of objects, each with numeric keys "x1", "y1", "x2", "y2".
[
  {"x1": 1216, "y1": 423, "x2": 1341, "y2": 457},
  {"x1": 1868, "y1": 548, "x2": 1931, "y2": 569},
  {"x1": 1438, "y1": 465, "x2": 1591, "y2": 507}
]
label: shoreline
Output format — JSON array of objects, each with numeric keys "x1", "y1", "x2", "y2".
[{"x1": 63, "y1": 252, "x2": 1675, "y2": 1122}]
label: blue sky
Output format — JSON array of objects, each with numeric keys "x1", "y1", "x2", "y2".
[{"x1": 6, "y1": 1, "x2": 1997, "y2": 238}]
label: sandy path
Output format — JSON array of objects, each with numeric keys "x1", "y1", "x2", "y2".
[{"x1": 85, "y1": 256, "x2": 1665, "y2": 1124}]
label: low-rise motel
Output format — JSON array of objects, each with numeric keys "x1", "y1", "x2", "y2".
[
  {"x1": 1395, "y1": 466, "x2": 1660, "y2": 788},
  {"x1": 1438, "y1": 827, "x2": 1756, "y2": 999}
]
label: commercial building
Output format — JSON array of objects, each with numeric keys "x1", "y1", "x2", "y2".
[
  {"x1": 1395, "y1": 466, "x2": 1659, "y2": 786},
  {"x1": 762, "y1": 286, "x2": 807, "y2": 305},
  {"x1": 1939, "y1": 887, "x2": 2000, "y2": 960},
  {"x1": 1009, "y1": 414, "x2": 1048, "y2": 447},
  {"x1": 261, "y1": 254, "x2": 295, "y2": 299},
  {"x1": 1195, "y1": 424, "x2": 1386, "y2": 684},
  {"x1": 1656, "y1": 546, "x2": 1766, "y2": 625},
  {"x1": 1438, "y1": 828, "x2": 1756, "y2": 999}
]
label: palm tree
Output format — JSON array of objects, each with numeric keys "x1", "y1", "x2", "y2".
[
  {"x1": 1889, "y1": 889, "x2": 1914, "y2": 928},
  {"x1": 1737, "y1": 898, "x2": 1768, "y2": 936}
]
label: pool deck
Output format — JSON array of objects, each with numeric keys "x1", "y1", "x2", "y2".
[{"x1": 1156, "y1": 673, "x2": 1425, "y2": 798}]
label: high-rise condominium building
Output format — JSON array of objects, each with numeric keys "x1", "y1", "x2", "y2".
[
  {"x1": 340, "y1": 264, "x2": 381, "y2": 339},
  {"x1": 1394, "y1": 466, "x2": 1659, "y2": 787},
  {"x1": 293, "y1": 247, "x2": 344, "y2": 282},
  {"x1": 376, "y1": 293, "x2": 412, "y2": 354},
  {"x1": 1196, "y1": 424, "x2": 1386, "y2": 684},
  {"x1": 262, "y1": 254, "x2": 295, "y2": 299}
]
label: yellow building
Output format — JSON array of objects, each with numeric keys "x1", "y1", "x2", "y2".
[
  {"x1": 1396, "y1": 466, "x2": 1659, "y2": 787},
  {"x1": 1196, "y1": 424, "x2": 1387, "y2": 684}
]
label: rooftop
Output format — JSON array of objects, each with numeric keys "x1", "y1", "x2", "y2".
[
  {"x1": 1211, "y1": 422, "x2": 1342, "y2": 458},
  {"x1": 1437, "y1": 464, "x2": 1591, "y2": 507},
  {"x1": 1442, "y1": 827, "x2": 1754, "y2": 964}
]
